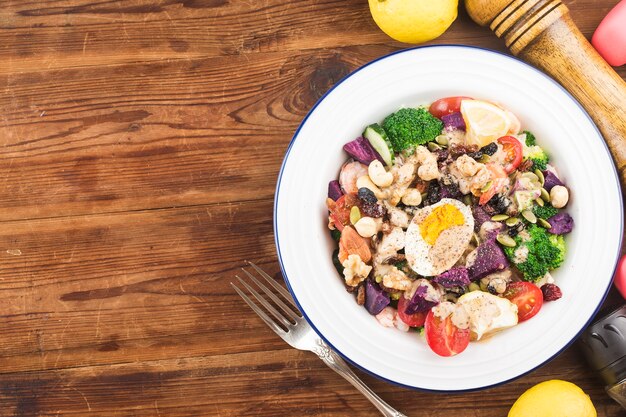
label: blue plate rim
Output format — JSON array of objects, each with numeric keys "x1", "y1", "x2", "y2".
[{"x1": 272, "y1": 44, "x2": 624, "y2": 393}]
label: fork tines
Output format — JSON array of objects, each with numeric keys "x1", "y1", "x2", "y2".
[{"x1": 231, "y1": 262, "x2": 302, "y2": 335}]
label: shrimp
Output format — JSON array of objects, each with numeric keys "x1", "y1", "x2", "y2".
[
  {"x1": 375, "y1": 307, "x2": 409, "y2": 332},
  {"x1": 478, "y1": 163, "x2": 510, "y2": 205},
  {"x1": 339, "y1": 161, "x2": 368, "y2": 194}
]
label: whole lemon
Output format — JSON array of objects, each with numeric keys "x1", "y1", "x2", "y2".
[
  {"x1": 509, "y1": 380, "x2": 597, "y2": 417},
  {"x1": 368, "y1": 0, "x2": 458, "y2": 44}
]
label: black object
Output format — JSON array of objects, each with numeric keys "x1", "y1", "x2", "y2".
[{"x1": 579, "y1": 304, "x2": 626, "y2": 409}]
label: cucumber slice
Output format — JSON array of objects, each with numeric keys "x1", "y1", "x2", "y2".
[{"x1": 363, "y1": 124, "x2": 394, "y2": 167}]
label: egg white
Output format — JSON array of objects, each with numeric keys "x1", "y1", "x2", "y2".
[
  {"x1": 405, "y1": 198, "x2": 474, "y2": 276},
  {"x1": 456, "y1": 291, "x2": 518, "y2": 340}
]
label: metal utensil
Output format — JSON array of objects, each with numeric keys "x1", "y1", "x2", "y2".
[{"x1": 231, "y1": 262, "x2": 407, "y2": 417}]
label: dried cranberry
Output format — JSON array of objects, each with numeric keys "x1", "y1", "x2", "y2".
[
  {"x1": 449, "y1": 143, "x2": 479, "y2": 158},
  {"x1": 361, "y1": 202, "x2": 385, "y2": 218},
  {"x1": 541, "y1": 283, "x2": 562, "y2": 301},
  {"x1": 436, "y1": 149, "x2": 449, "y2": 162}
]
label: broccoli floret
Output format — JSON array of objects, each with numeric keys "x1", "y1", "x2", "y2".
[
  {"x1": 548, "y1": 234, "x2": 566, "y2": 269},
  {"x1": 503, "y1": 224, "x2": 564, "y2": 282},
  {"x1": 524, "y1": 145, "x2": 549, "y2": 171},
  {"x1": 382, "y1": 108, "x2": 443, "y2": 152},
  {"x1": 532, "y1": 203, "x2": 558, "y2": 220},
  {"x1": 523, "y1": 130, "x2": 536, "y2": 146}
]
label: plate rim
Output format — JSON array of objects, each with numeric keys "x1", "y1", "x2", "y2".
[{"x1": 273, "y1": 44, "x2": 623, "y2": 392}]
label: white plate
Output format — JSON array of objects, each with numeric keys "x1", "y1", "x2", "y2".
[{"x1": 274, "y1": 46, "x2": 622, "y2": 391}]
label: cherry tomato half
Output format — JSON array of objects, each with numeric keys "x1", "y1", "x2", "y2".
[
  {"x1": 497, "y1": 135, "x2": 523, "y2": 174},
  {"x1": 424, "y1": 310, "x2": 471, "y2": 357},
  {"x1": 397, "y1": 296, "x2": 428, "y2": 327},
  {"x1": 503, "y1": 282, "x2": 544, "y2": 322},
  {"x1": 330, "y1": 194, "x2": 359, "y2": 231},
  {"x1": 429, "y1": 96, "x2": 472, "y2": 119}
]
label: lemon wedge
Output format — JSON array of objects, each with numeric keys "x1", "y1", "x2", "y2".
[{"x1": 461, "y1": 99, "x2": 511, "y2": 147}]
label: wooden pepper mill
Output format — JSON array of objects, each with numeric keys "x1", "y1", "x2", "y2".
[{"x1": 465, "y1": 0, "x2": 626, "y2": 184}]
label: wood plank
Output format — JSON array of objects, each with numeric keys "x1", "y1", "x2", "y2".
[
  {"x1": 0, "y1": 0, "x2": 496, "y2": 73},
  {"x1": 0, "y1": 199, "x2": 284, "y2": 374},
  {"x1": 0, "y1": 0, "x2": 620, "y2": 74},
  {"x1": 0, "y1": 47, "x2": 333, "y2": 220},
  {"x1": 0, "y1": 40, "x2": 621, "y2": 222},
  {"x1": 0, "y1": 347, "x2": 621, "y2": 416}
]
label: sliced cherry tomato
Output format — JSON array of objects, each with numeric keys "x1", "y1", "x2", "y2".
[
  {"x1": 497, "y1": 136, "x2": 523, "y2": 174},
  {"x1": 503, "y1": 282, "x2": 544, "y2": 322},
  {"x1": 428, "y1": 96, "x2": 473, "y2": 119},
  {"x1": 329, "y1": 194, "x2": 359, "y2": 231},
  {"x1": 424, "y1": 310, "x2": 470, "y2": 357},
  {"x1": 397, "y1": 296, "x2": 428, "y2": 327}
]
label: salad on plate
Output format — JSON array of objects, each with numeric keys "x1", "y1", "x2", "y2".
[{"x1": 326, "y1": 97, "x2": 573, "y2": 357}]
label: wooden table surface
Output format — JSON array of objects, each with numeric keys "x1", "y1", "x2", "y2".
[{"x1": 1, "y1": 1, "x2": 625, "y2": 416}]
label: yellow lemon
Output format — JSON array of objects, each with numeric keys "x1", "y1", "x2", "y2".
[
  {"x1": 368, "y1": 0, "x2": 458, "y2": 44},
  {"x1": 508, "y1": 380, "x2": 597, "y2": 417},
  {"x1": 460, "y1": 99, "x2": 511, "y2": 147}
]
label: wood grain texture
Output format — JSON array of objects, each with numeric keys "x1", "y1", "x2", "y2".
[{"x1": 0, "y1": 0, "x2": 624, "y2": 416}]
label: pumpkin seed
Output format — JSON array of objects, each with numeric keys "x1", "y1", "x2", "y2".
[
  {"x1": 375, "y1": 275, "x2": 382, "y2": 283},
  {"x1": 505, "y1": 217, "x2": 520, "y2": 227},
  {"x1": 427, "y1": 142, "x2": 442, "y2": 152},
  {"x1": 480, "y1": 181, "x2": 493, "y2": 193},
  {"x1": 491, "y1": 214, "x2": 509, "y2": 222},
  {"x1": 538, "y1": 218, "x2": 552, "y2": 229},
  {"x1": 435, "y1": 135, "x2": 449, "y2": 146},
  {"x1": 350, "y1": 206, "x2": 361, "y2": 225},
  {"x1": 479, "y1": 281, "x2": 489, "y2": 292},
  {"x1": 535, "y1": 197, "x2": 545, "y2": 207},
  {"x1": 522, "y1": 209, "x2": 537, "y2": 224},
  {"x1": 390, "y1": 292, "x2": 402, "y2": 300},
  {"x1": 468, "y1": 282, "x2": 480, "y2": 292},
  {"x1": 535, "y1": 169, "x2": 545, "y2": 185},
  {"x1": 540, "y1": 187, "x2": 550, "y2": 202},
  {"x1": 522, "y1": 172, "x2": 539, "y2": 182},
  {"x1": 463, "y1": 195, "x2": 473, "y2": 206},
  {"x1": 496, "y1": 233, "x2": 517, "y2": 247},
  {"x1": 479, "y1": 154, "x2": 491, "y2": 164}
]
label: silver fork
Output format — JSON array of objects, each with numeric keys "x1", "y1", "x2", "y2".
[{"x1": 231, "y1": 262, "x2": 407, "y2": 417}]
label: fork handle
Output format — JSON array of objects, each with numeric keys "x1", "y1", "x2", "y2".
[{"x1": 311, "y1": 340, "x2": 407, "y2": 417}]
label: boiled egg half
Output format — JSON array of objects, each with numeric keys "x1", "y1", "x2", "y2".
[
  {"x1": 456, "y1": 291, "x2": 518, "y2": 340},
  {"x1": 405, "y1": 198, "x2": 474, "y2": 276}
]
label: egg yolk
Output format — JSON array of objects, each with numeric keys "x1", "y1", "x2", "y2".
[{"x1": 419, "y1": 204, "x2": 465, "y2": 245}]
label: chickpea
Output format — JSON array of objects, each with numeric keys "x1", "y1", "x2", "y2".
[
  {"x1": 354, "y1": 217, "x2": 377, "y2": 238},
  {"x1": 550, "y1": 185, "x2": 569, "y2": 208}
]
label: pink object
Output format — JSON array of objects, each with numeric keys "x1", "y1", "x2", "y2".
[
  {"x1": 614, "y1": 254, "x2": 626, "y2": 299},
  {"x1": 592, "y1": 0, "x2": 626, "y2": 66}
]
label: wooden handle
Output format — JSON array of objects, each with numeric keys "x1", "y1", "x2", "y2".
[{"x1": 465, "y1": 0, "x2": 626, "y2": 184}]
